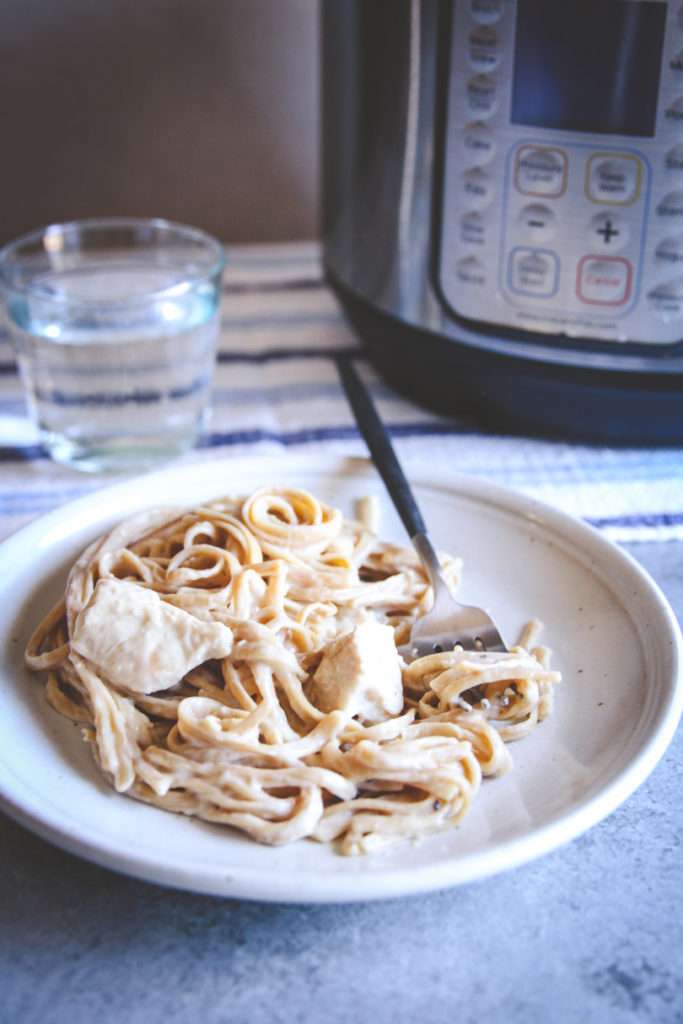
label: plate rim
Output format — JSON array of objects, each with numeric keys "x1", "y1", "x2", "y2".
[{"x1": 0, "y1": 452, "x2": 681, "y2": 902}]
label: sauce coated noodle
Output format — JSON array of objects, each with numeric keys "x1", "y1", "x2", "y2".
[{"x1": 26, "y1": 487, "x2": 560, "y2": 855}]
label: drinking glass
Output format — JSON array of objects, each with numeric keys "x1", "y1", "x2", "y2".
[{"x1": 0, "y1": 218, "x2": 225, "y2": 472}]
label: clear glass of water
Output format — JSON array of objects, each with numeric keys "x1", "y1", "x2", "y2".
[{"x1": 0, "y1": 218, "x2": 225, "y2": 472}]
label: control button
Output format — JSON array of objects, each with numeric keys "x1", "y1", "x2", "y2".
[
  {"x1": 468, "y1": 26, "x2": 500, "y2": 71},
  {"x1": 657, "y1": 191, "x2": 683, "y2": 219},
  {"x1": 466, "y1": 74, "x2": 497, "y2": 117},
  {"x1": 508, "y1": 247, "x2": 559, "y2": 297},
  {"x1": 655, "y1": 234, "x2": 683, "y2": 267},
  {"x1": 665, "y1": 97, "x2": 683, "y2": 122},
  {"x1": 515, "y1": 146, "x2": 567, "y2": 198},
  {"x1": 586, "y1": 155, "x2": 641, "y2": 205},
  {"x1": 670, "y1": 52, "x2": 683, "y2": 75},
  {"x1": 665, "y1": 144, "x2": 683, "y2": 176},
  {"x1": 456, "y1": 256, "x2": 486, "y2": 285},
  {"x1": 517, "y1": 204, "x2": 556, "y2": 243},
  {"x1": 589, "y1": 212, "x2": 629, "y2": 252},
  {"x1": 463, "y1": 167, "x2": 494, "y2": 209},
  {"x1": 463, "y1": 122, "x2": 496, "y2": 165},
  {"x1": 577, "y1": 256, "x2": 632, "y2": 306},
  {"x1": 648, "y1": 278, "x2": 683, "y2": 319},
  {"x1": 470, "y1": 0, "x2": 504, "y2": 24},
  {"x1": 460, "y1": 211, "x2": 486, "y2": 245}
]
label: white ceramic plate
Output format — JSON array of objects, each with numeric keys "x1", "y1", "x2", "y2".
[{"x1": 0, "y1": 455, "x2": 681, "y2": 903}]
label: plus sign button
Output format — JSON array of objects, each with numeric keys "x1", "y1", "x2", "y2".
[{"x1": 589, "y1": 212, "x2": 629, "y2": 252}]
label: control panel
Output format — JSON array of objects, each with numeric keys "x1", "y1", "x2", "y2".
[{"x1": 438, "y1": 0, "x2": 683, "y2": 344}]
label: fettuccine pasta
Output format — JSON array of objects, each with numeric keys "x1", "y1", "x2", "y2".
[{"x1": 25, "y1": 486, "x2": 560, "y2": 855}]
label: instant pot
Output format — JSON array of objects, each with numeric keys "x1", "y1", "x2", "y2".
[{"x1": 322, "y1": 0, "x2": 683, "y2": 443}]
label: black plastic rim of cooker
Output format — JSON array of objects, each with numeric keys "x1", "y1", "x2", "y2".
[{"x1": 328, "y1": 270, "x2": 683, "y2": 447}]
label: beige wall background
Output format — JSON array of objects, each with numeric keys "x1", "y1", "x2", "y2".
[{"x1": 0, "y1": 0, "x2": 319, "y2": 245}]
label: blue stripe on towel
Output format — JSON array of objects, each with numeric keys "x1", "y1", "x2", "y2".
[
  {"x1": 0, "y1": 483, "x2": 680, "y2": 531},
  {"x1": 197, "y1": 423, "x2": 476, "y2": 448},
  {"x1": 0, "y1": 347, "x2": 361, "y2": 377},
  {"x1": 585, "y1": 511, "x2": 683, "y2": 530},
  {"x1": 220, "y1": 312, "x2": 344, "y2": 330},
  {"x1": 223, "y1": 278, "x2": 325, "y2": 295},
  {"x1": 0, "y1": 422, "x2": 474, "y2": 464},
  {"x1": 216, "y1": 347, "x2": 358, "y2": 364},
  {"x1": 0, "y1": 444, "x2": 45, "y2": 462}
]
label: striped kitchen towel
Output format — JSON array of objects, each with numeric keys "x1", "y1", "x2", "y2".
[{"x1": 0, "y1": 241, "x2": 681, "y2": 544}]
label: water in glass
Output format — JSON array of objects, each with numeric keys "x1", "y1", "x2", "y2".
[{"x1": 8, "y1": 263, "x2": 220, "y2": 472}]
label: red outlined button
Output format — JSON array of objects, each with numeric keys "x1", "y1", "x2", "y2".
[{"x1": 576, "y1": 255, "x2": 633, "y2": 306}]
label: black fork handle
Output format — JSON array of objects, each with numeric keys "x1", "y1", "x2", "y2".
[{"x1": 337, "y1": 357, "x2": 427, "y2": 539}]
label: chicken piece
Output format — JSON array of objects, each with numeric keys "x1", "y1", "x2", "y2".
[
  {"x1": 71, "y1": 578, "x2": 233, "y2": 694},
  {"x1": 311, "y1": 619, "x2": 403, "y2": 724}
]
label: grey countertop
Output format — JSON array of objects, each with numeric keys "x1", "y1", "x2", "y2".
[{"x1": 2, "y1": 540, "x2": 681, "y2": 1024}]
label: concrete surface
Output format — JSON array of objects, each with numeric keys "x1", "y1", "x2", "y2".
[{"x1": 1, "y1": 540, "x2": 681, "y2": 1024}]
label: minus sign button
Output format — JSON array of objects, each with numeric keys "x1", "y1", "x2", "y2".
[{"x1": 518, "y1": 203, "x2": 556, "y2": 241}]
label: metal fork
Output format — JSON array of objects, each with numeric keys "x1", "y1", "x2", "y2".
[{"x1": 337, "y1": 358, "x2": 507, "y2": 660}]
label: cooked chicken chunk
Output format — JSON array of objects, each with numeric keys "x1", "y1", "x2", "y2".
[
  {"x1": 71, "y1": 578, "x2": 233, "y2": 693},
  {"x1": 311, "y1": 619, "x2": 403, "y2": 724}
]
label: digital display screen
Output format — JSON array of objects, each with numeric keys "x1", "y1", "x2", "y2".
[{"x1": 511, "y1": 0, "x2": 666, "y2": 137}]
